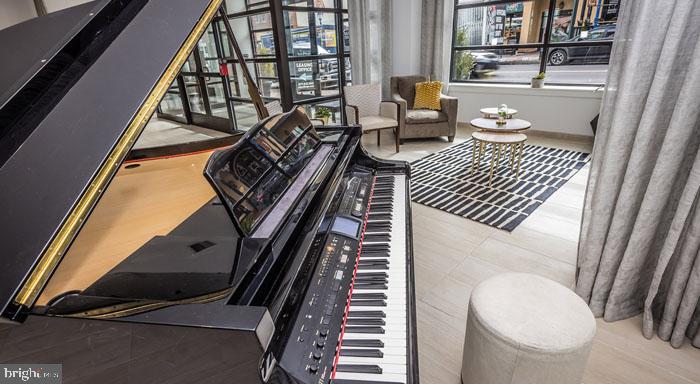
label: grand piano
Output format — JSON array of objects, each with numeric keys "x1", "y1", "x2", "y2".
[{"x1": 0, "y1": 1, "x2": 418, "y2": 383}]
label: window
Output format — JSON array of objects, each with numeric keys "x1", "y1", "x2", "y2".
[{"x1": 450, "y1": 0, "x2": 621, "y2": 85}]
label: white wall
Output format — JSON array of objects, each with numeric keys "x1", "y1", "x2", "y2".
[
  {"x1": 0, "y1": 0, "x2": 37, "y2": 31},
  {"x1": 391, "y1": 0, "x2": 421, "y2": 76},
  {"x1": 448, "y1": 83, "x2": 603, "y2": 137},
  {"x1": 43, "y1": 0, "x2": 92, "y2": 13}
]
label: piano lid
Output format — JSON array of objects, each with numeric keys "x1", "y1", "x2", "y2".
[
  {"x1": 0, "y1": 0, "x2": 224, "y2": 320},
  {"x1": 0, "y1": 1, "x2": 108, "y2": 112}
]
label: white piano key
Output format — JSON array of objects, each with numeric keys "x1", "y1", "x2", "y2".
[{"x1": 333, "y1": 371, "x2": 407, "y2": 383}]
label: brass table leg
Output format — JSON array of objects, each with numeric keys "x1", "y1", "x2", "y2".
[
  {"x1": 509, "y1": 144, "x2": 516, "y2": 170},
  {"x1": 515, "y1": 141, "x2": 525, "y2": 180},
  {"x1": 470, "y1": 139, "x2": 478, "y2": 175},
  {"x1": 488, "y1": 143, "x2": 502, "y2": 187}
]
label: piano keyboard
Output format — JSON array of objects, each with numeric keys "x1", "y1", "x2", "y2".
[{"x1": 333, "y1": 174, "x2": 409, "y2": 384}]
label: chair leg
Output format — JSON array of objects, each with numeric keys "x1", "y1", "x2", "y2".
[
  {"x1": 394, "y1": 127, "x2": 401, "y2": 153},
  {"x1": 377, "y1": 130, "x2": 381, "y2": 146},
  {"x1": 448, "y1": 135, "x2": 455, "y2": 142}
]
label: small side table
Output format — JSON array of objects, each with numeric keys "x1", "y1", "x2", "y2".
[
  {"x1": 470, "y1": 117, "x2": 531, "y2": 133},
  {"x1": 471, "y1": 131, "x2": 527, "y2": 187},
  {"x1": 480, "y1": 107, "x2": 518, "y2": 119}
]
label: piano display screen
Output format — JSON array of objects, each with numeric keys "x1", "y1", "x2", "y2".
[{"x1": 331, "y1": 216, "x2": 361, "y2": 239}]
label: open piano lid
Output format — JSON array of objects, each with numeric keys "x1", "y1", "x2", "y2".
[{"x1": 0, "y1": 0, "x2": 224, "y2": 321}]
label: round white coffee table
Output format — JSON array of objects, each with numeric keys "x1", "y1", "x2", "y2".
[
  {"x1": 480, "y1": 107, "x2": 518, "y2": 119},
  {"x1": 470, "y1": 117, "x2": 531, "y2": 133}
]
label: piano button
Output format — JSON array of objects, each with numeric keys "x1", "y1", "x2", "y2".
[
  {"x1": 345, "y1": 326, "x2": 384, "y2": 334},
  {"x1": 348, "y1": 311, "x2": 385, "y2": 318},
  {"x1": 336, "y1": 364, "x2": 382, "y2": 374},
  {"x1": 312, "y1": 351, "x2": 322, "y2": 360},
  {"x1": 346, "y1": 318, "x2": 385, "y2": 326},
  {"x1": 309, "y1": 364, "x2": 319, "y2": 374}
]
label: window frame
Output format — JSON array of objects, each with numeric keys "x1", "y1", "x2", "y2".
[{"x1": 449, "y1": 0, "x2": 617, "y2": 86}]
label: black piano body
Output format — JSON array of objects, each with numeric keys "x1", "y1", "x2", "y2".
[{"x1": 0, "y1": 1, "x2": 418, "y2": 383}]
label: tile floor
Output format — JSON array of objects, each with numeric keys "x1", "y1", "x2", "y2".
[{"x1": 361, "y1": 124, "x2": 700, "y2": 384}]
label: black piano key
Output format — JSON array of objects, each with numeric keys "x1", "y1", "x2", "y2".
[
  {"x1": 355, "y1": 277, "x2": 389, "y2": 285},
  {"x1": 347, "y1": 311, "x2": 385, "y2": 318},
  {"x1": 345, "y1": 326, "x2": 384, "y2": 334},
  {"x1": 369, "y1": 207, "x2": 391, "y2": 214},
  {"x1": 340, "y1": 348, "x2": 384, "y2": 358},
  {"x1": 350, "y1": 300, "x2": 386, "y2": 307},
  {"x1": 346, "y1": 318, "x2": 386, "y2": 326},
  {"x1": 332, "y1": 380, "x2": 404, "y2": 384},
  {"x1": 354, "y1": 283, "x2": 387, "y2": 290},
  {"x1": 356, "y1": 272, "x2": 388, "y2": 278},
  {"x1": 360, "y1": 252, "x2": 389, "y2": 258},
  {"x1": 336, "y1": 365, "x2": 383, "y2": 374},
  {"x1": 361, "y1": 244, "x2": 390, "y2": 252},
  {"x1": 351, "y1": 293, "x2": 387, "y2": 300},
  {"x1": 367, "y1": 213, "x2": 391, "y2": 221},
  {"x1": 341, "y1": 339, "x2": 385, "y2": 347},
  {"x1": 358, "y1": 264, "x2": 388, "y2": 270},
  {"x1": 361, "y1": 234, "x2": 391, "y2": 243},
  {"x1": 358, "y1": 259, "x2": 389, "y2": 265}
]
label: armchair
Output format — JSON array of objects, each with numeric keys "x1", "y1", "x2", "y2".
[
  {"x1": 343, "y1": 83, "x2": 401, "y2": 152},
  {"x1": 390, "y1": 75, "x2": 458, "y2": 143}
]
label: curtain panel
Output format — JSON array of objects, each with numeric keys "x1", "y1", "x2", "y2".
[
  {"x1": 576, "y1": 0, "x2": 700, "y2": 348},
  {"x1": 347, "y1": 0, "x2": 392, "y2": 98}
]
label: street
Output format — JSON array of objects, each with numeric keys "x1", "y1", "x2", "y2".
[{"x1": 476, "y1": 63, "x2": 608, "y2": 85}]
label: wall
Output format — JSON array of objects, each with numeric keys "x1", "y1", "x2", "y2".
[
  {"x1": 43, "y1": 0, "x2": 92, "y2": 13},
  {"x1": 448, "y1": 83, "x2": 602, "y2": 137},
  {"x1": 0, "y1": 0, "x2": 37, "y2": 31},
  {"x1": 391, "y1": 0, "x2": 421, "y2": 76}
]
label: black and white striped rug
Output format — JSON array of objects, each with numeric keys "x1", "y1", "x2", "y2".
[{"x1": 410, "y1": 139, "x2": 590, "y2": 231}]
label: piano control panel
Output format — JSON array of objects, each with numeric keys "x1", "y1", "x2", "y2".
[
  {"x1": 280, "y1": 169, "x2": 374, "y2": 382},
  {"x1": 278, "y1": 166, "x2": 413, "y2": 384}
]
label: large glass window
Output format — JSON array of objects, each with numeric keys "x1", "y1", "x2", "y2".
[{"x1": 450, "y1": 0, "x2": 620, "y2": 85}]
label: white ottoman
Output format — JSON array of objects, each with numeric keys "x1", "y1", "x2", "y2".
[{"x1": 461, "y1": 273, "x2": 596, "y2": 384}]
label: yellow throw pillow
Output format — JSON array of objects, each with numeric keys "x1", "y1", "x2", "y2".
[{"x1": 413, "y1": 80, "x2": 442, "y2": 110}]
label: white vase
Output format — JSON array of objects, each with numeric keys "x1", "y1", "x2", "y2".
[{"x1": 531, "y1": 78, "x2": 544, "y2": 88}]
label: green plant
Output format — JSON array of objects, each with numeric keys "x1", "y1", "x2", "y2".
[
  {"x1": 315, "y1": 107, "x2": 332, "y2": 119},
  {"x1": 533, "y1": 72, "x2": 545, "y2": 80},
  {"x1": 454, "y1": 29, "x2": 476, "y2": 80}
]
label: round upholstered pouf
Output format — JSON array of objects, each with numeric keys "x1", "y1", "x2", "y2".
[{"x1": 461, "y1": 273, "x2": 596, "y2": 384}]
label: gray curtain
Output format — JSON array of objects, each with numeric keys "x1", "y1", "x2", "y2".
[
  {"x1": 576, "y1": 0, "x2": 700, "y2": 349},
  {"x1": 419, "y1": 0, "x2": 453, "y2": 87},
  {"x1": 347, "y1": 0, "x2": 392, "y2": 98}
]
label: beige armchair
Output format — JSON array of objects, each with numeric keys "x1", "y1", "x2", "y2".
[
  {"x1": 390, "y1": 75, "x2": 458, "y2": 142},
  {"x1": 343, "y1": 83, "x2": 401, "y2": 152}
]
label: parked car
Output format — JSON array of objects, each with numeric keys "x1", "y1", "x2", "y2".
[
  {"x1": 470, "y1": 51, "x2": 500, "y2": 78},
  {"x1": 548, "y1": 25, "x2": 615, "y2": 65}
]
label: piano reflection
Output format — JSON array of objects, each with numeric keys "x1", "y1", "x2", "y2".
[{"x1": 0, "y1": 1, "x2": 418, "y2": 383}]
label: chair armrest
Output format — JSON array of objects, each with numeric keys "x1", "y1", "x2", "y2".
[
  {"x1": 345, "y1": 104, "x2": 359, "y2": 125},
  {"x1": 440, "y1": 94, "x2": 458, "y2": 134},
  {"x1": 379, "y1": 101, "x2": 400, "y2": 121}
]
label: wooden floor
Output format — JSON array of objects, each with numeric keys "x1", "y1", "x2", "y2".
[{"x1": 362, "y1": 125, "x2": 700, "y2": 384}]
